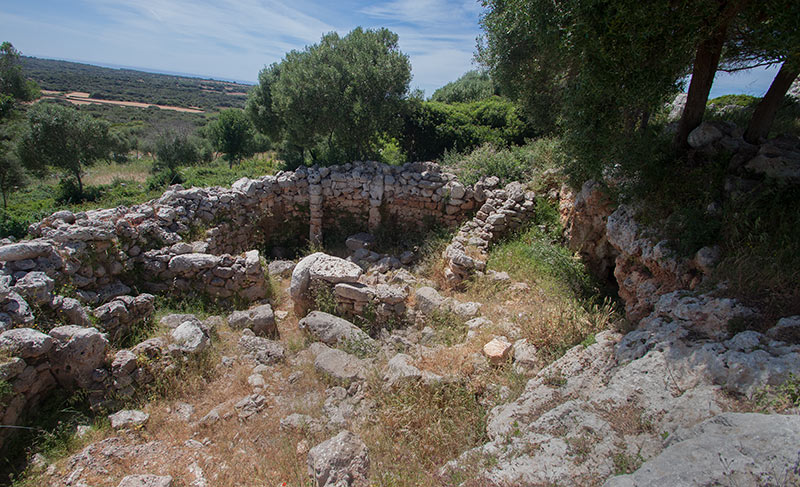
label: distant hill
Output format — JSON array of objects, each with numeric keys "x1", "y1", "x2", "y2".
[{"x1": 21, "y1": 56, "x2": 251, "y2": 112}]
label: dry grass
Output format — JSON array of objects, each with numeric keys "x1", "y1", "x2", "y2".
[
  {"x1": 15, "y1": 223, "x2": 622, "y2": 487},
  {"x1": 83, "y1": 159, "x2": 152, "y2": 186}
]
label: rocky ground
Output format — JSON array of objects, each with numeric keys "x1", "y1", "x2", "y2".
[
  {"x1": 2, "y1": 144, "x2": 800, "y2": 486},
  {"x1": 8, "y1": 247, "x2": 798, "y2": 487}
]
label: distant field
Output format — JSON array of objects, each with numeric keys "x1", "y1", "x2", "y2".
[
  {"x1": 41, "y1": 89, "x2": 205, "y2": 113},
  {"x1": 22, "y1": 56, "x2": 251, "y2": 111}
]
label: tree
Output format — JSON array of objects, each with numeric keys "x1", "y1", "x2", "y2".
[
  {"x1": 431, "y1": 70, "x2": 499, "y2": 104},
  {"x1": 0, "y1": 143, "x2": 24, "y2": 209},
  {"x1": 721, "y1": 0, "x2": 800, "y2": 143},
  {"x1": 0, "y1": 42, "x2": 38, "y2": 120},
  {"x1": 479, "y1": 0, "x2": 700, "y2": 180},
  {"x1": 208, "y1": 109, "x2": 254, "y2": 167},
  {"x1": 152, "y1": 131, "x2": 199, "y2": 184},
  {"x1": 247, "y1": 27, "x2": 411, "y2": 166},
  {"x1": 673, "y1": 0, "x2": 751, "y2": 150},
  {"x1": 0, "y1": 42, "x2": 36, "y2": 103},
  {"x1": 18, "y1": 103, "x2": 111, "y2": 195}
]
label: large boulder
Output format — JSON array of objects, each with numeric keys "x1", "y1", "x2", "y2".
[
  {"x1": 167, "y1": 253, "x2": 221, "y2": 274},
  {"x1": 48, "y1": 325, "x2": 108, "y2": 388},
  {"x1": 227, "y1": 304, "x2": 277, "y2": 337},
  {"x1": 307, "y1": 430, "x2": 370, "y2": 487},
  {"x1": 290, "y1": 252, "x2": 327, "y2": 316},
  {"x1": 291, "y1": 253, "x2": 363, "y2": 316},
  {"x1": 604, "y1": 413, "x2": 800, "y2": 487},
  {"x1": 0, "y1": 328, "x2": 53, "y2": 359},
  {"x1": 299, "y1": 311, "x2": 373, "y2": 347},
  {"x1": 170, "y1": 321, "x2": 209, "y2": 354}
]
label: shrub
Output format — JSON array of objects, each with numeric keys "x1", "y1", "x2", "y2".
[
  {"x1": 399, "y1": 97, "x2": 533, "y2": 161},
  {"x1": 441, "y1": 137, "x2": 564, "y2": 186}
]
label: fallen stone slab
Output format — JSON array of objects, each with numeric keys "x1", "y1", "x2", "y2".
[
  {"x1": 227, "y1": 304, "x2": 277, "y2": 337},
  {"x1": 299, "y1": 311, "x2": 373, "y2": 347},
  {"x1": 109, "y1": 410, "x2": 149, "y2": 429},
  {"x1": 310, "y1": 343, "x2": 370, "y2": 383}
]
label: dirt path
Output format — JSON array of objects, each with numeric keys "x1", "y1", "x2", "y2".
[{"x1": 40, "y1": 90, "x2": 204, "y2": 113}]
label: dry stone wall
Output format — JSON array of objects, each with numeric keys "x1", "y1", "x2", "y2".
[{"x1": 0, "y1": 160, "x2": 493, "y2": 451}]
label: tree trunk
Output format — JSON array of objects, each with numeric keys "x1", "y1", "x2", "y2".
[
  {"x1": 673, "y1": 33, "x2": 727, "y2": 150},
  {"x1": 673, "y1": 0, "x2": 748, "y2": 151},
  {"x1": 744, "y1": 61, "x2": 799, "y2": 144},
  {"x1": 75, "y1": 170, "x2": 84, "y2": 196}
]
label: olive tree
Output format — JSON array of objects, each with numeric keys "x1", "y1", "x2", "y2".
[
  {"x1": 19, "y1": 103, "x2": 111, "y2": 195},
  {"x1": 208, "y1": 108, "x2": 254, "y2": 167},
  {"x1": 247, "y1": 27, "x2": 411, "y2": 167}
]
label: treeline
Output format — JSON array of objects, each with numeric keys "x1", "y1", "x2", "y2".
[{"x1": 21, "y1": 56, "x2": 250, "y2": 111}]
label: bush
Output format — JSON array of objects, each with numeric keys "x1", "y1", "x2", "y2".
[
  {"x1": 399, "y1": 96, "x2": 533, "y2": 161},
  {"x1": 441, "y1": 137, "x2": 564, "y2": 186}
]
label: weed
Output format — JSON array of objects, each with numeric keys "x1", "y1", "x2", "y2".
[
  {"x1": 612, "y1": 446, "x2": 644, "y2": 475},
  {"x1": 753, "y1": 374, "x2": 800, "y2": 413},
  {"x1": 566, "y1": 433, "x2": 594, "y2": 464},
  {"x1": 580, "y1": 334, "x2": 597, "y2": 348},
  {"x1": 312, "y1": 285, "x2": 338, "y2": 316},
  {"x1": 426, "y1": 309, "x2": 467, "y2": 346},
  {"x1": 339, "y1": 336, "x2": 379, "y2": 359},
  {"x1": 362, "y1": 380, "x2": 488, "y2": 485}
]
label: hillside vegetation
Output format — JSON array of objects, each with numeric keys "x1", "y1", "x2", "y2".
[{"x1": 21, "y1": 57, "x2": 249, "y2": 111}]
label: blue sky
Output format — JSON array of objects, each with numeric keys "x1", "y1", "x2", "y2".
[{"x1": 0, "y1": 0, "x2": 779, "y2": 97}]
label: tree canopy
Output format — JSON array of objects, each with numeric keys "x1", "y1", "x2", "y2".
[
  {"x1": 431, "y1": 70, "x2": 499, "y2": 104},
  {"x1": 246, "y1": 27, "x2": 411, "y2": 167},
  {"x1": 18, "y1": 103, "x2": 111, "y2": 194},
  {"x1": 208, "y1": 108, "x2": 254, "y2": 168}
]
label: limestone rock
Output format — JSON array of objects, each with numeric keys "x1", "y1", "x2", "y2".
[
  {"x1": 299, "y1": 311, "x2": 373, "y2": 347},
  {"x1": 483, "y1": 337, "x2": 513, "y2": 365},
  {"x1": 290, "y1": 252, "x2": 327, "y2": 315},
  {"x1": 307, "y1": 430, "x2": 370, "y2": 487},
  {"x1": 159, "y1": 313, "x2": 199, "y2": 329},
  {"x1": 268, "y1": 259, "x2": 296, "y2": 278},
  {"x1": 414, "y1": 287, "x2": 445, "y2": 315},
  {"x1": 767, "y1": 316, "x2": 800, "y2": 343},
  {"x1": 12, "y1": 271, "x2": 54, "y2": 305},
  {"x1": 227, "y1": 304, "x2": 277, "y2": 337},
  {"x1": 109, "y1": 410, "x2": 149, "y2": 429},
  {"x1": 383, "y1": 353, "x2": 442, "y2": 388},
  {"x1": 117, "y1": 475, "x2": 172, "y2": 487},
  {"x1": 48, "y1": 325, "x2": 108, "y2": 388},
  {"x1": 309, "y1": 255, "x2": 363, "y2": 284},
  {"x1": 171, "y1": 321, "x2": 209, "y2": 354},
  {"x1": 311, "y1": 343, "x2": 370, "y2": 383},
  {"x1": 235, "y1": 393, "x2": 266, "y2": 419},
  {"x1": 238, "y1": 333, "x2": 285, "y2": 365},
  {"x1": 0, "y1": 241, "x2": 53, "y2": 262},
  {"x1": 604, "y1": 413, "x2": 800, "y2": 487},
  {"x1": 0, "y1": 328, "x2": 53, "y2": 359},
  {"x1": 168, "y1": 253, "x2": 220, "y2": 274},
  {"x1": 687, "y1": 121, "x2": 723, "y2": 148}
]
